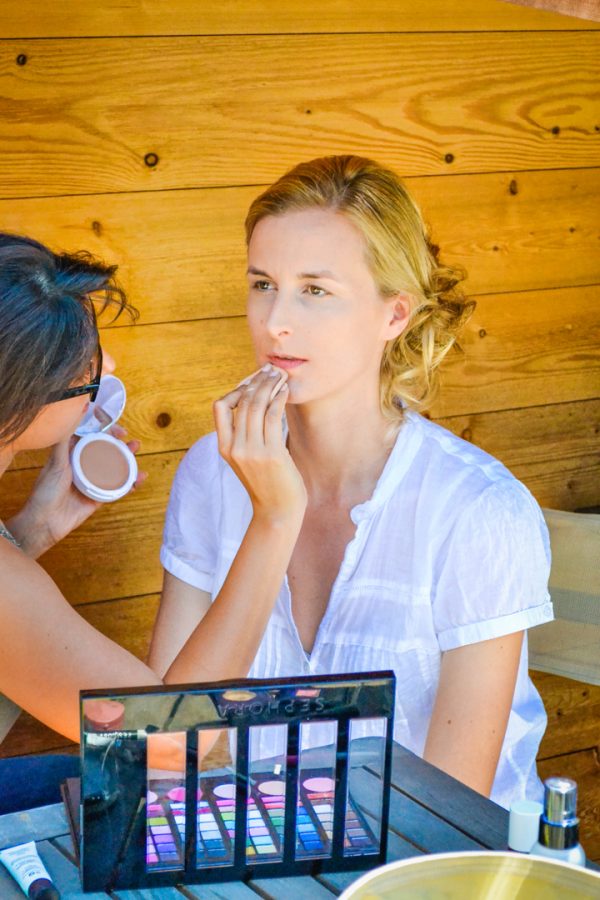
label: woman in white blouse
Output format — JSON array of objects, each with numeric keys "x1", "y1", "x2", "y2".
[{"x1": 150, "y1": 155, "x2": 553, "y2": 809}]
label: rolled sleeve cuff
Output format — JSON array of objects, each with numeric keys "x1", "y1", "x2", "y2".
[
  {"x1": 160, "y1": 546, "x2": 214, "y2": 594},
  {"x1": 437, "y1": 597, "x2": 554, "y2": 652}
]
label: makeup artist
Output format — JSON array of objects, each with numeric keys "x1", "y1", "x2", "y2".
[
  {"x1": 0, "y1": 234, "x2": 288, "y2": 812},
  {"x1": 150, "y1": 155, "x2": 554, "y2": 811}
]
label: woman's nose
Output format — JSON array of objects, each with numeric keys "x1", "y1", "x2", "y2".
[
  {"x1": 265, "y1": 295, "x2": 293, "y2": 338},
  {"x1": 101, "y1": 349, "x2": 116, "y2": 376}
]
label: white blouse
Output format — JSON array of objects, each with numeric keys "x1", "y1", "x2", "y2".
[{"x1": 161, "y1": 410, "x2": 553, "y2": 809}]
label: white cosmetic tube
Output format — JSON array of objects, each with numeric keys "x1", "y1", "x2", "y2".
[{"x1": 0, "y1": 840, "x2": 60, "y2": 899}]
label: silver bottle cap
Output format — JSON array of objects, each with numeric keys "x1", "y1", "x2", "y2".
[{"x1": 543, "y1": 777, "x2": 578, "y2": 824}]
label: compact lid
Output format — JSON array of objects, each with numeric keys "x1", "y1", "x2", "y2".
[{"x1": 75, "y1": 374, "x2": 127, "y2": 436}]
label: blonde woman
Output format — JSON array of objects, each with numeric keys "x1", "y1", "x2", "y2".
[{"x1": 150, "y1": 156, "x2": 553, "y2": 809}]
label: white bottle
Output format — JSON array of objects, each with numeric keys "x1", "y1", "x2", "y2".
[{"x1": 531, "y1": 776, "x2": 586, "y2": 867}]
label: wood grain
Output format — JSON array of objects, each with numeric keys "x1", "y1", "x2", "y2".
[
  {"x1": 1, "y1": 33, "x2": 598, "y2": 198},
  {"x1": 0, "y1": 709, "x2": 75, "y2": 758},
  {"x1": 435, "y1": 284, "x2": 600, "y2": 418},
  {"x1": 503, "y1": 0, "x2": 600, "y2": 23},
  {"x1": 531, "y1": 670, "x2": 600, "y2": 759},
  {"x1": 2, "y1": 0, "x2": 598, "y2": 37},
  {"x1": 1, "y1": 169, "x2": 598, "y2": 326},
  {"x1": 439, "y1": 398, "x2": 600, "y2": 510}
]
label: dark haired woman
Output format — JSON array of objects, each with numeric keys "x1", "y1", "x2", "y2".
[{"x1": 0, "y1": 234, "x2": 281, "y2": 811}]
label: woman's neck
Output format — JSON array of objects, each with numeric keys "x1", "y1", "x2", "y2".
[{"x1": 286, "y1": 393, "x2": 399, "y2": 508}]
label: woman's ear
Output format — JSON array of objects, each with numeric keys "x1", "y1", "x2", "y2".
[{"x1": 383, "y1": 292, "x2": 413, "y2": 341}]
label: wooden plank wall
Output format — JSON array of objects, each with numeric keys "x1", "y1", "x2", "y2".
[{"x1": 1, "y1": 0, "x2": 599, "y2": 859}]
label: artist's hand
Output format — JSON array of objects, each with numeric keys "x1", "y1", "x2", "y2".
[
  {"x1": 213, "y1": 365, "x2": 307, "y2": 522},
  {"x1": 146, "y1": 730, "x2": 221, "y2": 772},
  {"x1": 147, "y1": 732, "x2": 187, "y2": 772},
  {"x1": 7, "y1": 425, "x2": 147, "y2": 558}
]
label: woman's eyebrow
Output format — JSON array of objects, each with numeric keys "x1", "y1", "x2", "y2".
[
  {"x1": 298, "y1": 270, "x2": 339, "y2": 281},
  {"x1": 247, "y1": 265, "x2": 339, "y2": 281}
]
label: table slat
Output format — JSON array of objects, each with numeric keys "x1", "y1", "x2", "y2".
[
  {"x1": 0, "y1": 802, "x2": 70, "y2": 850},
  {"x1": 388, "y1": 787, "x2": 486, "y2": 853},
  {"x1": 183, "y1": 882, "x2": 265, "y2": 898},
  {"x1": 249, "y1": 874, "x2": 336, "y2": 899},
  {"x1": 389, "y1": 744, "x2": 508, "y2": 849},
  {"x1": 36, "y1": 839, "x2": 99, "y2": 897}
]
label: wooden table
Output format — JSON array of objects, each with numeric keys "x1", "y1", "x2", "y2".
[{"x1": 0, "y1": 743, "x2": 594, "y2": 898}]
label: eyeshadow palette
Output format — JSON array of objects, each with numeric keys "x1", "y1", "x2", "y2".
[
  {"x1": 143, "y1": 768, "x2": 379, "y2": 873},
  {"x1": 79, "y1": 671, "x2": 394, "y2": 891}
]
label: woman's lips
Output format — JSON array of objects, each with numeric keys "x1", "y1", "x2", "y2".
[{"x1": 267, "y1": 355, "x2": 306, "y2": 370}]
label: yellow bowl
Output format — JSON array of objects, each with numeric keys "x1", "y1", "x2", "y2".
[{"x1": 339, "y1": 852, "x2": 600, "y2": 899}]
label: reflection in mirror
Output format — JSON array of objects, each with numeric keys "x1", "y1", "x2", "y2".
[{"x1": 146, "y1": 731, "x2": 186, "y2": 872}]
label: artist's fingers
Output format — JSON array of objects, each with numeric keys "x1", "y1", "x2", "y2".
[
  {"x1": 131, "y1": 470, "x2": 148, "y2": 491},
  {"x1": 109, "y1": 423, "x2": 127, "y2": 440},
  {"x1": 264, "y1": 379, "x2": 288, "y2": 446}
]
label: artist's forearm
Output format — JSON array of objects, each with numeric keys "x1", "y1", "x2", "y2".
[
  {"x1": 5, "y1": 508, "x2": 54, "y2": 559},
  {"x1": 164, "y1": 511, "x2": 303, "y2": 684}
]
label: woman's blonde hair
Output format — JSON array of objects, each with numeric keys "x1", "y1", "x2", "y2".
[{"x1": 245, "y1": 155, "x2": 474, "y2": 419}]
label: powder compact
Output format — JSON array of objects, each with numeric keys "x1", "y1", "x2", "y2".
[
  {"x1": 71, "y1": 374, "x2": 137, "y2": 502},
  {"x1": 70, "y1": 672, "x2": 395, "y2": 892}
]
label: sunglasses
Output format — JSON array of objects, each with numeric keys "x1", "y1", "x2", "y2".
[{"x1": 50, "y1": 343, "x2": 103, "y2": 405}]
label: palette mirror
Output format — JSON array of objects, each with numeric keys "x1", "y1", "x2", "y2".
[{"x1": 77, "y1": 672, "x2": 395, "y2": 892}]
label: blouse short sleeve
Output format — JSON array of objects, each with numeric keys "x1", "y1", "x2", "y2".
[
  {"x1": 432, "y1": 479, "x2": 553, "y2": 651},
  {"x1": 160, "y1": 434, "x2": 220, "y2": 594}
]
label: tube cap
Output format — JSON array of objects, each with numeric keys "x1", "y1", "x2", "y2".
[
  {"x1": 508, "y1": 799, "x2": 543, "y2": 852},
  {"x1": 28, "y1": 877, "x2": 60, "y2": 899}
]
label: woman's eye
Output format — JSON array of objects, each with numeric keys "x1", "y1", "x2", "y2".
[
  {"x1": 253, "y1": 280, "x2": 273, "y2": 292},
  {"x1": 305, "y1": 285, "x2": 327, "y2": 297}
]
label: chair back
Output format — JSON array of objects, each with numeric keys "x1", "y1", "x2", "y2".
[{"x1": 529, "y1": 508, "x2": 600, "y2": 685}]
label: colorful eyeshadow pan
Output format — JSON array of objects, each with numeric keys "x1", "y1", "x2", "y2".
[
  {"x1": 247, "y1": 777, "x2": 285, "y2": 861},
  {"x1": 145, "y1": 768, "x2": 378, "y2": 873},
  {"x1": 295, "y1": 772, "x2": 379, "y2": 860},
  {"x1": 146, "y1": 791, "x2": 184, "y2": 871}
]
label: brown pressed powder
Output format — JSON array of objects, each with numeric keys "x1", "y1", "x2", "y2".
[{"x1": 80, "y1": 440, "x2": 130, "y2": 490}]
